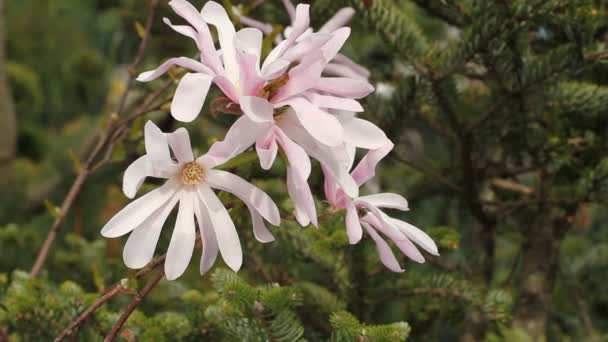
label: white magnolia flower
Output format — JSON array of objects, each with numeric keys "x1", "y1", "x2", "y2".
[{"x1": 101, "y1": 121, "x2": 280, "y2": 280}]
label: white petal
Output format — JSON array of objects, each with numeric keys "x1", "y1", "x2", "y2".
[
  {"x1": 256, "y1": 134, "x2": 278, "y2": 170},
  {"x1": 171, "y1": 73, "x2": 213, "y2": 122},
  {"x1": 166, "y1": 127, "x2": 194, "y2": 163},
  {"x1": 261, "y1": 58, "x2": 290, "y2": 80},
  {"x1": 358, "y1": 193, "x2": 409, "y2": 211},
  {"x1": 137, "y1": 57, "x2": 213, "y2": 82},
  {"x1": 340, "y1": 116, "x2": 389, "y2": 149},
  {"x1": 198, "y1": 184, "x2": 243, "y2": 271},
  {"x1": 193, "y1": 196, "x2": 219, "y2": 274},
  {"x1": 123, "y1": 156, "x2": 172, "y2": 199},
  {"x1": 207, "y1": 169, "x2": 280, "y2": 225},
  {"x1": 240, "y1": 96, "x2": 274, "y2": 122},
  {"x1": 101, "y1": 180, "x2": 178, "y2": 238},
  {"x1": 282, "y1": 97, "x2": 344, "y2": 147},
  {"x1": 345, "y1": 203, "x2": 363, "y2": 244},
  {"x1": 123, "y1": 195, "x2": 179, "y2": 269},
  {"x1": 394, "y1": 236, "x2": 426, "y2": 264},
  {"x1": 274, "y1": 127, "x2": 312, "y2": 179},
  {"x1": 363, "y1": 223, "x2": 404, "y2": 272},
  {"x1": 235, "y1": 27, "x2": 263, "y2": 58},
  {"x1": 321, "y1": 27, "x2": 351, "y2": 62},
  {"x1": 202, "y1": 116, "x2": 268, "y2": 168},
  {"x1": 144, "y1": 121, "x2": 173, "y2": 169},
  {"x1": 250, "y1": 205, "x2": 275, "y2": 243},
  {"x1": 305, "y1": 92, "x2": 363, "y2": 112},
  {"x1": 201, "y1": 1, "x2": 238, "y2": 82},
  {"x1": 319, "y1": 7, "x2": 355, "y2": 33},
  {"x1": 165, "y1": 192, "x2": 197, "y2": 280},
  {"x1": 163, "y1": 17, "x2": 199, "y2": 48},
  {"x1": 286, "y1": 166, "x2": 317, "y2": 227},
  {"x1": 388, "y1": 217, "x2": 439, "y2": 256}
]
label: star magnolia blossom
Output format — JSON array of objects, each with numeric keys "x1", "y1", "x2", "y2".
[
  {"x1": 100, "y1": 121, "x2": 280, "y2": 280},
  {"x1": 324, "y1": 142, "x2": 439, "y2": 272},
  {"x1": 138, "y1": 0, "x2": 385, "y2": 226}
]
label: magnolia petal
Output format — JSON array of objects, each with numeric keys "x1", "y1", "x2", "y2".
[
  {"x1": 168, "y1": 0, "x2": 223, "y2": 74},
  {"x1": 314, "y1": 77, "x2": 374, "y2": 99},
  {"x1": 171, "y1": 73, "x2": 213, "y2": 122},
  {"x1": 207, "y1": 169, "x2": 280, "y2": 226},
  {"x1": 282, "y1": 97, "x2": 344, "y2": 147},
  {"x1": 394, "y1": 236, "x2": 426, "y2": 264},
  {"x1": 334, "y1": 53, "x2": 371, "y2": 79},
  {"x1": 286, "y1": 166, "x2": 317, "y2": 227},
  {"x1": 261, "y1": 4, "x2": 310, "y2": 68},
  {"x1": 358, "y1": 193, "x2": 408, "y2": 211},
  {"x1": 198, "y1": 185, "x2": 243, "y2": 271},
  {"x1": 273, "y1": 56, "x2": 325, "y2": 102},
  {"x1": 137, "y1": 57, "x2": 213, "y2": 82},
  {"x1": 323, "y1": 63, "x2": 367, "y2": 79},
  {"x1": 236, "y1": 46, "x2": 264, "y2": 96},
  {"x1": 250, "y1": 205, "x2": 276, "y2": 243},
  {"x1": 281, "y1": 0, "x2": 296, "y2": 21},
  {"x1": 279, "y1": 113, "x2": 357, "y2": 197},
  {"x1": 193, "y1": 196, "x2": 219, "y2": 274},
  {"x1": 322, "y1": 165, "x2": 338, "y2": 205},
  {"x1": 321, "y1": 27, "x2": 351, "y2": 62},
  {"x1": 319, "y1": 7, "x2": 356, "y2": 33},
  {"x1": 389, "y1": 217, "x2": 439, "y2": 256},
  {"x1": 345, "y1": 203, "x2": 363, "y2": 244},
  {"x1": 358, "y1": 206, "x2": 405, "y2": 243},
  {"x1": 201, "y1": 1, "x2": 238, "y2": 82},
  {"x1": 261, "y1": 58, "x2": 290, "y2": 80},
  {"x1": 101, "y1": 180, "x2": 178, "y2": 238},
  {"x1": 165, "y1": 193, "x2": 197, "y2": 280},
  {"x1": 363, "y1": 223, "x2": 404, "y2": 272},
  {"x1": 281, "y1": 33, "x2": 333, "y2": 62},
  {"x1": 240, "y1": 96, "x2": 274, "y2": 122},
  {"x1": 123, "y1": 195, "x2": 179, "y2": 269},
  {"x1": 274, "y1": 127, "x2": 312, "y2": 179},
  {"x1": 202, "y1": 116, "x2": 268, "y2": 168},
  {"x1": 305, "y1": 92, "x2": 363, "y2": 112},
  {"x1": 340, "y1": 116, "x2": 389, "y2": 149},
  {"x1": 235, "y1": 27, "x2": 263, "y2": 58},
  {"x1": 213, "y1": 75, "x2": 240, "y2": 102},
  {"x1": 163, "y1": 18, "x2": 199, "y2": 49},
  {"x1": 123, "y1": 156, "x2": 172, "y2": 199},
  {"x1": 351, "y1": 141, "x2": 394, "y2": 186},
  {"x1": 166, "y1": 127, "x2": 194, "y2": 163},
  {"x1": 256, "y1": 130, "x2": 279, "y2": 170},
  {"x1": 144, "y1": 121, "x2": 173, "y2": 169}
]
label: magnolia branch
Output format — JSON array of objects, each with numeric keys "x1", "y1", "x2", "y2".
[{"x1": 30, "y1": 0, "x2": 162, "y2": 277}]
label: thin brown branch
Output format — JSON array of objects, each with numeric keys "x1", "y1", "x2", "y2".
[
  {"x1": 30, "y1": 0, "x2": 161, "y2": 277},
  {"x1": 104, "y1": 271, "x2": 165, "y2": 342}
]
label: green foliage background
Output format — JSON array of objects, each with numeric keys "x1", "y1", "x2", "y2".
[{"x1": 1, "y1": 0, "x2": 608, "y2": 341}]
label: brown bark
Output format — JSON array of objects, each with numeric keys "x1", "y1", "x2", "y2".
[
  {"x1": 512, "y1": 212, "x2": 569, "y2": 340},
  {"x1": 0, "y1": 0, "x2": 16, "y2": 182}
]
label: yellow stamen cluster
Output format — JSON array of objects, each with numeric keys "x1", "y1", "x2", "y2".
[{"x1": 181, "y1": 162, "x2": 205, "y2": 185}]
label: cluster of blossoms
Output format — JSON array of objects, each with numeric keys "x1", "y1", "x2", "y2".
[{"x1": 101, "y1": 0, "x2": 438, "y2": 280}]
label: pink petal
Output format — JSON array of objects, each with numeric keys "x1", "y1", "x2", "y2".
[
  {"x1": 319, "y1": 7, "x2": 356, "y2": 33},
  {"x1": 393, "y1": 236, "x2": 426, "y2": 264},
  {"x1": 163, "y1": 18, "x2": 200, "y2": 49},
  {"x1": 272, "y1": 55, "x2": 325, "y2": 102},
  {"x1": 314, "y1": 77, "x2": 374, "y2": 99},
  {"x1": 275, "y1": 127, "x2": 312, "y2": 179},
  {"x1": 201, "y1": 1, "x2": 238, "y2": 82},
  {"x1": 304, "y1": 92, "x2": 363, "y2": 112},
  {"x1": 388, "y1": 217, "x2": 439, "y2": 256},
  {"x1": 123, "y1": 156, "x2": 173, "y2": 199},
  {"x1": 358, "y1": 193, "x2": 408, "y2": 211},
  {"x1": 334, "y1": 53, "x2": 371, "y2": 79},
  {"x1": 144, "y1": 121, "x2": 175, "y2": 172},
  {"x1": 345, "y1": 203, "x2": 363, "y2": 244},
  {"x1": 323, "y1": 63, "x2": 367, "y2": 80},
  {"x1": 256, "y1": 129, "x2": 279, "y2": 170},
  {"x1": 280, "y1": 97, "x2": 344, "y2": 147},
  {"x1": 171, "y1": 73, "x2": 213, "y2": 122},
  {"x1": 213, "y1": 75, "x2": 240, "y2": 103},
  {"x1": 321, "y1": 27, "x2": 351, "y2": 62},
  {"x1": 240, "y1": 96, "x2": 274, "y2": 122},
  {"x1": 362, "y1": 223, "x2": 404, "y2": 272},
  {"x1": 351, "y1": 141, "x2": 394, "y2": 186},
  {"x1": 137, "y1": 57, "x2": 213, "y2": 82},
  {"x1": 282, "y1": 33, "x2": 333, "y2": 62},
  {"x1": 168, "y1": 0, "x2": 223, "y2": 74},
  {"x1": 322, "y1": 165, "x2": 338, "y2": 206},
  {"x1": 286, "y1": 166, "x2": 317, "y2": 227},
  {"x1": 281, "y1": 0, "x2": 296, "y2": 22}
]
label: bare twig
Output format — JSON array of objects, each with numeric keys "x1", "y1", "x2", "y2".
[
  {"x1": 30, "y1": 0, "x2": 161, "y2": 277},
  {"x1": 104, "y1": 271, "x2": 165, "y2": 342}
]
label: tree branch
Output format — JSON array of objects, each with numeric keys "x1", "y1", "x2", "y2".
[{"x1": 30, "y1": 0, "x2": 161, "y2": 277}]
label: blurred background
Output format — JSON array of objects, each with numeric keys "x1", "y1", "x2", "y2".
[{"x1": 1, "y1": 0, "x2": 607, "y2": 341}]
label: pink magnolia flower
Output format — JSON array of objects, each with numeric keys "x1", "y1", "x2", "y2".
[
  {"x1": 100, "y1": 121, "x2": 280, "y2": 280},
  {"x1": 324, "y1": 142, "x2": 439, "y2": 272},
  {"x1": 137, "y1": 0, "x2": 380, "y2": 226},
  {"x1": 235, "y1": 0, "x2": 370, "y2": 80}
]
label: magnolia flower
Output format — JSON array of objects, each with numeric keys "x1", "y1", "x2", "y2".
[
  {"x1": 236, "y1": 0, "x2": 370, "y2": 80},
  {"x1": 100, "y1": 121, "x2": 280, "y2": 280},
  {"x1": 324, "y1": 142, "x2": 439, "y2": 272},
  {"x1": 138, "y1": 0, "x2": 379, "y2": 226}
]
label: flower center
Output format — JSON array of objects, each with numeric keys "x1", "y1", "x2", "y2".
[{"x1": 181, "y1": 162, "x2": 205, "y2": 185}]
